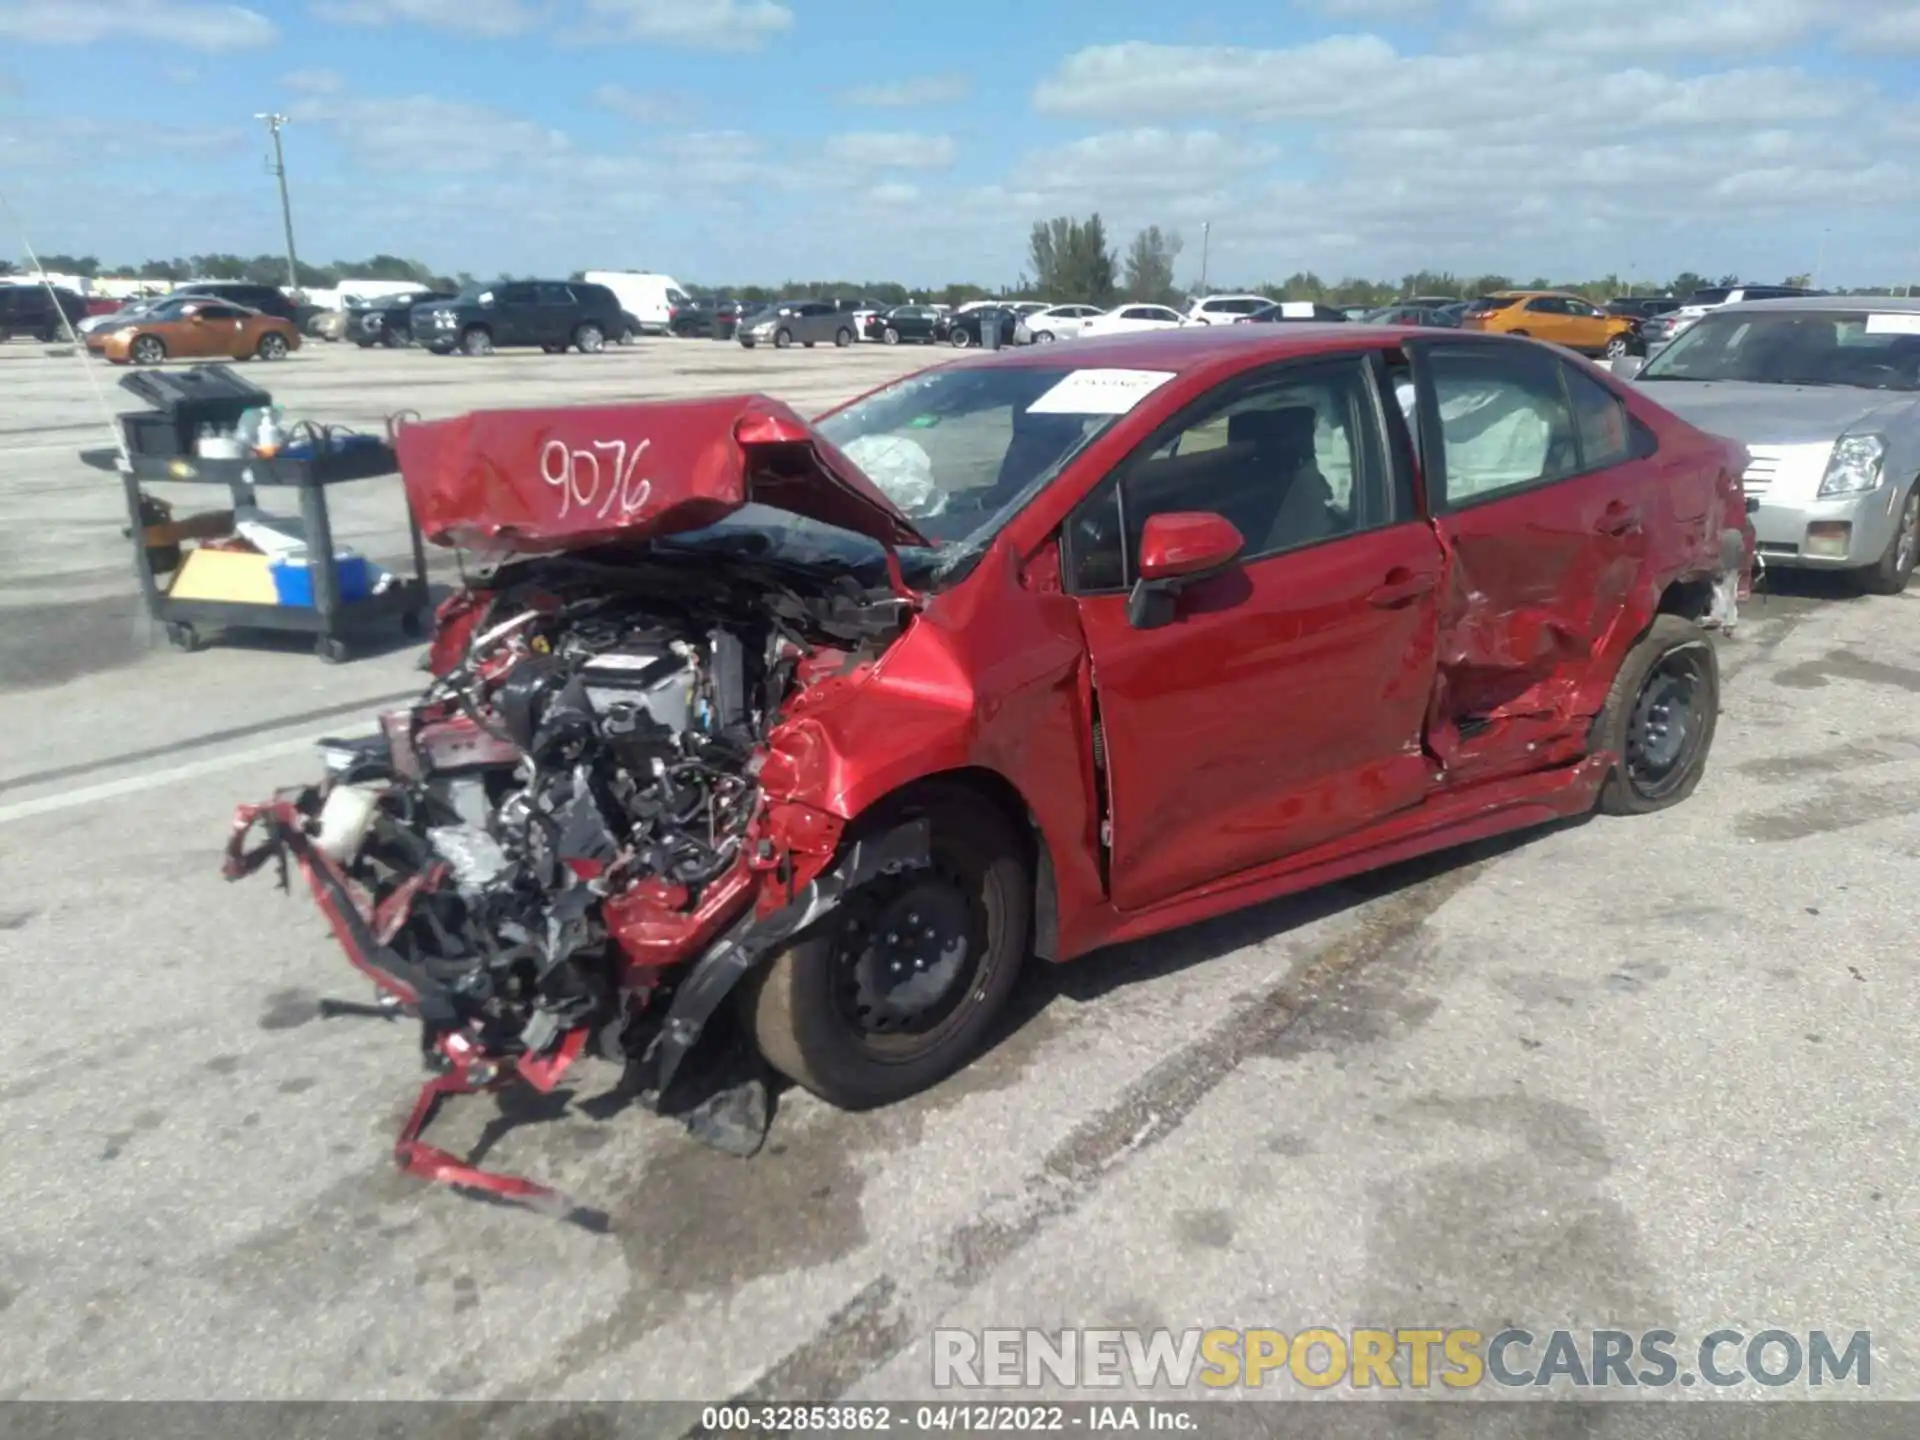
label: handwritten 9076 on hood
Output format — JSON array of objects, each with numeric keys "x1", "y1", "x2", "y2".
[{"x1": 223, "y1": 328, "x2": 1753, "y2": 1213}]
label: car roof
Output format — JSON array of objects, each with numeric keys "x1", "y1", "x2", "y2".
[
  {"x1": 1715, "y1": 294, "x2": 1920, "y2": 315},
  {"x1": 941, "y1": 321, "x2": 1517, "y2": 377},
  {"x1": 1492, "y1": 289, "x2": 1588, "y2": 300}
]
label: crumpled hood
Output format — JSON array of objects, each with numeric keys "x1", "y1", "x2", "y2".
[
  {"x1": 1634, "y1": 379, "x2": 1916, "y2": 446},
  {"x1": 394, "y1": 393, "x2": 932, "y2": 552}
]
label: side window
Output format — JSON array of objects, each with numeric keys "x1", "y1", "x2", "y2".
[
  {"x1": 1560, "y1": 363, "x2": 1632, "y2": 469},
  {"x1": 1525, "y1": 296, "x2": 1563, "y2": 315},
  {"x1": 1065, "y1": 357, "x2": 1393, "y2": 593},
  {"x1": 1419, "y1": 344, "x2": 1579, "y2": 506},
  {"x1": 535, "y1": 282, "x2": 573, "y2": 305},
  {"x1": 499, "y1": 283, "x2": 536, "y2": 305}
]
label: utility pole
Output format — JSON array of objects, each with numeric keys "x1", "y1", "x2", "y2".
[
  {"x1": 1199, "y1": 221, "x2": 1211, "y2": 295},
  {"x1": 254, "y1": 112, "x2": 301, "y2": 291},
  {"x1": 1811, "y1": 227, "x2": 1830, "y2": 289}
]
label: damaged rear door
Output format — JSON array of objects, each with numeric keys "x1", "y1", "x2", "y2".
[
  {"x1": 1065, "y1": 351, "x2": 1443, "y2": 912},
  {"x1": 1405, "y1": 340, "x2": 1661, "y2": 777}
]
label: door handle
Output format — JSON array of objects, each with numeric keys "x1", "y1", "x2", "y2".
[
  {"x1": 1367, "y1": 568, "x2": 1437, "y2": 607},
  {"x1": 1596, "y1": 503, "x2": 1643, "y2": 536}
]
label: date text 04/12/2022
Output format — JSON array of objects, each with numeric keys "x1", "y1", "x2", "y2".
[{"x1": 697, "y1": 1405, "x2": 1198, "y2": 1433}]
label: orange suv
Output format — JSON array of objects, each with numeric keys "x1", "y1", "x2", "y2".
[{"x1": 1459, "y1": 291, "x2": 1638, "y2": 359}]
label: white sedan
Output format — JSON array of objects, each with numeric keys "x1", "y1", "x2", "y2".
[
  {"x1": 1014, "y1": 303, "x2": 1106, "y2": 343},
  {"x1": 1077, "y1": 303, "x2": 1189, "y2": 338}
]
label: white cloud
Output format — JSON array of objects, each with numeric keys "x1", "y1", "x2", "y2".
[
  {"x1": 310, "y1": 0, "x2": 540, "y2": 33},
  {"x1": 838, "y1": 74, "x2": 972, "y2": 107},
  {"x1": 1842, "y1": 3, "x2": 1920, "y2": 49},
  {"x1": 0, "y1": 0, "x2": 276, "y2": 50},
  {"x1": 591, "y1": 82, "x2": 685, "y2": 123},
  {"x1": 575, "y1": 0, "x2": 791, "y2": 49},
  {"x1": 1469, "y1": 0, "x2": 1825, "y2": 55},
  {"x1": 282, "y1": 67, "x2": 346, "y2": 93},
  {"x1": 289, "y1": 92, "x2": 573, "y2": 173},
  {"x1": 822, "y1": 131, "x2": 957, "y2": 170}
]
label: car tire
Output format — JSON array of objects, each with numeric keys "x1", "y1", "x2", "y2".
[
  {"x1": 256, "y1": 332, "x2": 290, "y2": 360},
  {"x1": 1604, "y1": 335, "x2": 1630, "y2": 359},
  {"x1": 740, "y1": 783, "x2": 1031, "y2": 1109},
  {"x1": 573, "y1": 322, "x2": 606, "y2": 354},
  {"x1": 461, "y1": 327, "x2": 494, "y2": 357},
  {"x1": 835, "y1": 328, "x2": 852, "y2": 347},
  {"x1": 773, "y1": 328, "x2": 793, "y2": 349},
  {"x1": 882, "y1": 327, "x2": 900, "y2": 345},
  {"x1": 1033, "y1": 330, "x2": 1055, "y2": 344},
  {"x1": 950, "y1": 329, "x2": 973, "y2": 348},
  {"x1": 740, "y1": 338, "x2": 756, "y2": 349},
  {"x1": 128, "y1": 334, "x2": 166, "y2": 366},
  {"x1": 1594, "y1": 615, "x2": 1719, "y2": 816},
  {"x1": 1509, "y1": 328, "x2": 1530, "y2": 337},
  {"x1": 1855, "y1": 484, "x2": 1920, "y2": 596}
]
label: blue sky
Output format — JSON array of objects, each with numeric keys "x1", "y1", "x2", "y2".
[{"x1": 2, "y1": 0, "x2": 1918, "y2": 289}]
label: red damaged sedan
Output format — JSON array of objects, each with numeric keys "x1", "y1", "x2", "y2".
[{"x1": 226, "y1": 325, "x2": 1753, "y2": 1203}]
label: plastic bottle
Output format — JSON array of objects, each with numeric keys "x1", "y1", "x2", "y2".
[{"x1": 255, "y1": 406, "x2": 286, "y2": 458}]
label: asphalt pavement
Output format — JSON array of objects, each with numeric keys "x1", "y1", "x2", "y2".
[{"x1": 0, "y1": 335, "x2": 1915, "y2": 1418}]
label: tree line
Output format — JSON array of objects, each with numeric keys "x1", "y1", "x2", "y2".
[{"x1": 8, "y1": 221, "x2": 1913, "y2": 306}]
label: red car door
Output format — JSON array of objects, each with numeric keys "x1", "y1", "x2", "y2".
[
  {"x1": 1064, "y1": 352, "x2": 1444, "y2": 913},
  {"x1": 1405, "y1": 340, "x2": 1659, "y2": 775}
]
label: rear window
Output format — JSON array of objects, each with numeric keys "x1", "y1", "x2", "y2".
[
  {"x1": 1464, "y1": 297, "x2": 1520, "y2": 313},
  {"x1": 1684, "y1": 288, "x2": 1732, "y2": 306}
]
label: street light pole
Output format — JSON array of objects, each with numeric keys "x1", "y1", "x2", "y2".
[
  {"x1": 1199, "y1": 221, "x2": 1210, "y2": 295},
  {"x1": 254, "y1": 112, "x2": 300, "y2": 290}
]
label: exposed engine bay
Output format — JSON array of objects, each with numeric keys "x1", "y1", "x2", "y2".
[{"x1": 224, "y1": 541, "x2": 924, "y2": 1210}]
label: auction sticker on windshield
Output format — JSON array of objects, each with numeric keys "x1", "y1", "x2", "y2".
[
  {"x1": 1028, "y1": 368, "x2": 1178, "y2": 415},
  {"x1": 1865, "y1": 313, "x2": 1920, "y2": 335}
]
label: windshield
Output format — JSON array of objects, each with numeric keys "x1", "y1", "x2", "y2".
[
  {"x1": 663, "y1": 365, "x2": 1138, "y2": 587},
  {"x1": 456, "y1": 283, "x2": 490, "y2": 301},
  {"x1": 1639, "y1": 310, "x2": 1920, "y2": 391}
]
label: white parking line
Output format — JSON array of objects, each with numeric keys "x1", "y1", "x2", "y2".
[{"x1": 0, "y1": 731, "x2": 362, "y2": 826}]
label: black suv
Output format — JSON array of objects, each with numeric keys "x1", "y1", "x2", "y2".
[
  {"x1": 347, "y1": 290, "x2": 455, "y2": 347},
  {"x1": 412, "y1": 280, "x2": 625, "y2": 356},
  {"x1": 0, "y1": 283, "x2": 90, "y2": 341}
]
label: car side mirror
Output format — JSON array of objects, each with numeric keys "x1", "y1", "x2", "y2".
[
  {"x1": 1612, "y1": 355, "x2": 1643, "y2": 379},
  {"x1": 1127, "y1": 511, "x2": 1245, "y2": 629}
]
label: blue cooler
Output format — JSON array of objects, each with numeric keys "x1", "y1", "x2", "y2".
[{"x1": 270, "y1": 553, "x2": 372, "y2": 607}]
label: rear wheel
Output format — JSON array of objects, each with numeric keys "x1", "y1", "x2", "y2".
[
  {"x1": 1855, "y1": 484, "x2": 1920, "y2": 595},
  {"x1": 540, "y1": 342, "x2": 565, "y2": 354},
  {"x1": 255, "y1": 331, "x2": 290, "y2": 360},
  {"x1": 835, "y1": 327, "x2": 853, "y2": 347},
  {"x1": 882, "y1": 327, "x2": 900, "y2": 345},
  {"x1": 773, "y1": 327, "x2": 793, "y2": 349},
  {"x1": 741, "y1": 785, "x2": 1031, "y2": 1108},
  {"x1": 1033, "y1": 330, "x2": 1056, "y2": 344},
  {"x1": 950, "y1": 329, "x2": 973, "y2": 348},
  {"x1": 573, "y1": 322, "x2": 605, "y2": 353},
  {"x1": 461, "y1": 327, "x2": 493, "y2": 357},
  {"x1": 128, "y1": 334, "x2": 166, "y2": 365},
  {"x1": 1595, "y1": 616, "x2": 1719, "y2": 815}
]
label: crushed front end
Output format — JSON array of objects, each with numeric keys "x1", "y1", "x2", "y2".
[{"x1": 224, "y1": 397, "x2": 931, "y2": 1207}]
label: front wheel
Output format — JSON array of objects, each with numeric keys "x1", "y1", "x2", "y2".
[
  {"x1": 128, "y1": 334, "x2": 166, "y2": 365},
  {"x1": 741, "y1": 786, "x2": 1032, "y2": 1108},
  {"x1": 1595, "y1": 616, "x2": 1719, "y2": 815},
  {"x1": 1032, "y1": 330, "x2": 1055, "y2": 344},
  {"x1": 1603, "y1": 334, "x2": 1630, "y2": 359},
  {"x1": 461, "y1": 327, "x2": 494, "y2": 357},
  {"x1": 835, "y1": 328, "x2": 852, "y2": 347},
  {"x1": 256, "y1": 332, "x2": 290, "y2": 360},
  {"x1": 773, "y1": 327, "x2": 793, "y2": 349},
  {"x1": 1855, "y1": 485, "x2": 1920, "y2": 595},
  {"x1": 949, "y1": 329, "x2": 972, "y2": 348},
  {"x1": 573, "y1": 322, "x2": 606, "y2": 353}
]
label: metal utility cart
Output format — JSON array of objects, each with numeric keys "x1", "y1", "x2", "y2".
[{"x1": 78, "y1": 364, "x2": 430, "y2": 663}]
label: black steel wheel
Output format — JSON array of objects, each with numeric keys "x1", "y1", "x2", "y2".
[
  {"x1": 1596, "y1": 615, "x2": 1718, "y2": 814},
  {"x1": 741, "y1": 786, "x2": 1032, "y2": 1108}
]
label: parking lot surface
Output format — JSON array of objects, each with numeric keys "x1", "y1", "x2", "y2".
[{"x1": 1, "y1": 338, "x2": 1916, "y2": 1411}]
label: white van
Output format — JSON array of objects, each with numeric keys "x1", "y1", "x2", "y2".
[{"x1": 583, "y1": 271, "x2": 690, "y2": 336}]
